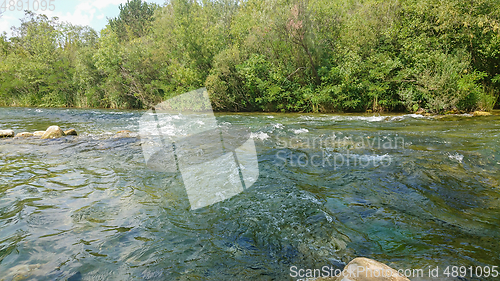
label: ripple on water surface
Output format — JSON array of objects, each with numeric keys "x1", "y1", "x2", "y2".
[{"x1": 0, "y1": 108, "x2": 499, "y2": 280}]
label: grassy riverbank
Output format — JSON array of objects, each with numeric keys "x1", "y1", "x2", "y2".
[{"x1": 1, "y1": 0, "x2": 499, "y2": 113}]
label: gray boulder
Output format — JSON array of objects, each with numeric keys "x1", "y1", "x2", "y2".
[
  {"x1": 473, "y1": 111, "x2": 491, "y2": 116},
  {"x1": 41, "y1": 126, "x2": 65, "y2": 139},
  {"x1": 64, "y1": 129, "x2": 78, "y2": 136},
  {"x1": 33, "y1": 131, "x2": 45, "y2": 137},
  {"x1": 15, "y1": 132, "x2": 34, "y2": 138},
  {"x1": 314, "y1": 257, "x2": 411, "y2": 281},
  {"x1": 0, "y1": 130, "x2": 15, "y2": 138},
  {"x1": 113, "y1": 130, "x2": 138, "y2": 138}
]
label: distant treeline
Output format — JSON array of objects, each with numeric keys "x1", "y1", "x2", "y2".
[{"x1": 0, "y1": 0, "x2": 499, "y2": 113}]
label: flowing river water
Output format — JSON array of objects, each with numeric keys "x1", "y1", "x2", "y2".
[{"x1": 0, "y1": 107, "x2": 499, "y2": 280}]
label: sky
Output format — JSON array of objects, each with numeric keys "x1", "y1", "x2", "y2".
[{"x1": 0, "y1": 0, "x2": 166, "y2": 36}]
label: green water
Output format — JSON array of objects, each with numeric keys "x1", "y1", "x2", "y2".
[{"x1": 0, "y1": 107, "x2": 499, "y2": 280}]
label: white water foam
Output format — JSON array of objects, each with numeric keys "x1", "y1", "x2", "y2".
[
  {"x1": 250, "y1": 132, "x2": 270, "y2": 140},
  {"x1": 448, "y1": 153, "x2": 464, "y2": 163},
  {"x1": 292, "y1": 128, "x2": 309, "y2": 134}
]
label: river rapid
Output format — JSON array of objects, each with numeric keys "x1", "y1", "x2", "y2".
[{"x1": 0, "y1": 107, "x2": 499, "y2": 280}]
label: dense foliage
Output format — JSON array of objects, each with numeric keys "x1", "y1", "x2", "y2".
[{"x1": 1, "y1": 0, "x2": 499, "y2": 113}]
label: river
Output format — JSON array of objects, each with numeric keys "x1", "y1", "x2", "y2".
[{"x1": 0, "y1": 107, "x2": 499, "y2": 280}]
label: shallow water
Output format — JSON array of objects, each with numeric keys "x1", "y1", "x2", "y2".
[{"x1": 0, "y1": 107, "x2": 499, "y2": 280}]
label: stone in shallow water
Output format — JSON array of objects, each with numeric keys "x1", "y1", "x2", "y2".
[
  {"x1": 473, "y1": 111, "x2": 492, "y2": 116},
  {"x1": 15, "y1": 132, "x2": 34, "y2": 138},
  {"x1": 64, "y1": 128, "x2": 77, "y2": 136},
  {"x1": 41, "y1": 126, "x2": 65, "y2": 139},
  {"x1": 113, "y1": 130, "x2": 138, "y2": 138},
  {"x1": 315, "y1": 257, "x2": 410, "y2": 281},
  {"x1": 33, "y1": 131, "x2": 45, "y2": 137},
  {"x1": 3, "y1": 263, "x2": 41, "y2": 281},
  {"x1": 0, "y1": 129, "x2": 15, "y2": 138}
]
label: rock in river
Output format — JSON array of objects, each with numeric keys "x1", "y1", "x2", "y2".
[
  {"x1": 113, "y1": 130, "x2": 138, "y2": 138},
  {"x1": 0, "y1": 129, "x2": 15, "y2": 138},
  {"x1": 33, "y1": 131, "x2": 45, "y2": 137},
  {"x1": 415, "y1": 108, "x2": 425, "y2": 115},
  {"x1": 15, "y1": 132, "x2": 34, "y2": 138},
  {"x1": 64, "y1": 129, "x2": 78, "y2": 136},
  {"x1": 41, "y1": 126, "x2": 65, "y2": 139},
  {"x1": 314, "y1": 257, "x2": 410, "y2": 281},
  {"x1": 472, "y1": 111, "x2": 492, "y2": 116},
  {"x1": 2, "y1": 263, "x2": 41, "y2": 281}
]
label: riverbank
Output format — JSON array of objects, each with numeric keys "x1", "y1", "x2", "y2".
[{"x1": 1, "y1": 104, "x2": 498, "y2": 115}]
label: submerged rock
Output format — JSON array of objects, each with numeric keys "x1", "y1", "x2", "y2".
[
  {"x1": 2, "y1": 263, "x2": 41, "y2": 281},
  {"x1": 41, "y1": 126, "x2": 65, "y2": 139},
  {"x1": 473, "y1": 111, "x2": 491, "y2": 116},
  {"x1": 33, "y1": 131, "x2": 45, "y2": 137},
  {"x1": 415, "y1": 108, "x2": 425, "y2": 115},
  {"x1": 0, "y1": 129, "x2": 15, "y2": 138},
  {"x1": 15, "y1": 132, "x2": 34, "y2": 138},
  {"x1": 444, "y1": 109, "x2": 459, "y2": 115},
  {"x1": 64, "y1": 129, "x2": 78, "y2": 136},
  {"x1": 113, "y1": 130, "x2": 138, "y2": 138},
  {"x1": 315, "y1": 257, "x2": 410, "y2": 281}
]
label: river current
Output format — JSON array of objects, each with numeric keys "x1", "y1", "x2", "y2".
[{"x1": 0, "y1": 107, "x2": 499, "y2": 280}]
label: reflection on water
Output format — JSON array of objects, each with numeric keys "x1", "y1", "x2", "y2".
[{"x1": 0, "y1": 107, "x2": 499, "y2": 280}]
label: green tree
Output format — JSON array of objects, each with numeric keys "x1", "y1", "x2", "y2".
[
  {"x1": 108, "y1": 0, "x2": 159, "y2": 41},
  {"x1": 1, "y1": 0, "x2": 498, "y2": 111}
]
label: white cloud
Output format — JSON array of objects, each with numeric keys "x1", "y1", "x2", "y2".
[
  {"x1": 0, "y1": 15, "x2": 17, "y2": 35},
  {"x1": 46, "y1": 0, "x2": 129, "y2": 27},
  {"x1": 37, "y1": 1, "x2": 96, "y2": 27},
  {"x1": 0, "y1": 0, "x2": 164, "y2": 34},
  {"x1": 91, "y1": 0, "x2": 129, "y2": 10},
  {"x1": 0, "y1": 20, "x2": 10, "y2": 35}
]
